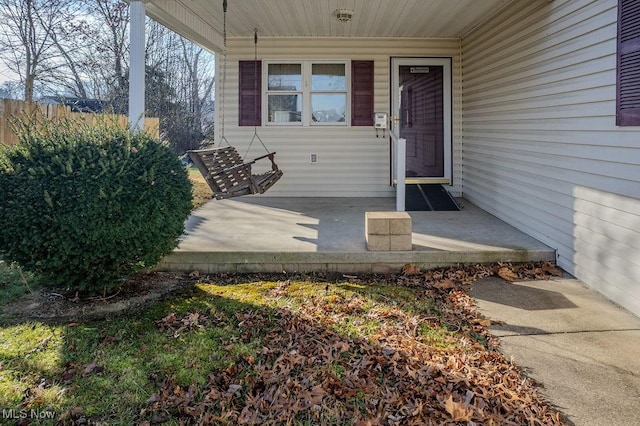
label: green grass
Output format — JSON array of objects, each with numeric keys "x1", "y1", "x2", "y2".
[
  {"x1": 187, "y1": 166, "x2": 212, "y2": 209},
  {"x1": 0, "y1": 277, "x2": 459, "y2": 424},
  {"x1": 0, "y1": 167, "x2": 217, "y2": 420},
  {"x1": 0, "y1": 263, "x2": 565, "y2": 425},
  {"x1": 0, "y1": 259, "x2": 38, "y2": 305}
]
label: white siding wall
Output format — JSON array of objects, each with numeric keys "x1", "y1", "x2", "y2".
[
  {"x1": 462, "y1": 0, "x2": 640, "y2": 315},
  {"x1": 218, "y1": 37, "x2": 463, "y2": 197}
]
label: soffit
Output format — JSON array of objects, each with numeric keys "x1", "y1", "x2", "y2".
[{"x1": 145, "y1": 0, "x2": 515, "y2": 51}]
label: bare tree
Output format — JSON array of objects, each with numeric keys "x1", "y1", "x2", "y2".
[
  {"x1": 49, "y1": 17, "x2": 91, "y2": 99},
  {"x1": 0, "y1": 0, "x2": 215, "y2": 153},
  {"x1": 0, "y1": 0, "x2": 78, "y2": 101},
  {"x1": 84, "y1": 0, "x2": 129, "y2": 110},
  {"x1": 180, "y1": 38, "x2": 215, "y2": 139},
  {"x1": 143, "y1": 18, "x2": 215, "y2": 153}
]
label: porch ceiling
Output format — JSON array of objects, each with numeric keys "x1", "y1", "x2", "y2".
[{"x1": 145, "y1": 0, "x2": 515, "y2": 52}]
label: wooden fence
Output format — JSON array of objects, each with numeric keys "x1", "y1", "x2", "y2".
[{"x1": 0, "y1": 99, "x2": 159, "y2": 145}]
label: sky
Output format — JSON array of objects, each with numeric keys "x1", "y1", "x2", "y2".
[{"x1": 0, "y1": 63, "x2": 17, "y2": 84}]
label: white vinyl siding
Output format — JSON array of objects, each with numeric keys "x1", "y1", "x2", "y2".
[
  {"x1": 462, "y1": 0, "x2": 640, "y2": 315},
  {"x1": 216, "y1": 37, "x2": 462, "y2": 198}
]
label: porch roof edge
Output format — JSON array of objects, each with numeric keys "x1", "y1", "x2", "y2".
[{"x1": 145, "y1": 0, "x2": 224, "y2": 53}]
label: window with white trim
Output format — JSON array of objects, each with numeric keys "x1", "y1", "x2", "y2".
[{"x1": 265, "y1": 61, "x2": 349, "y2": 126}]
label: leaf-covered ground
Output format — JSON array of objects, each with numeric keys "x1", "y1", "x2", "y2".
[{"x1": 0, "y1": 262, "x2": 567, "y2": 425}]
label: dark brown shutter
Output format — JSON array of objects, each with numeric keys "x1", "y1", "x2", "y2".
[
  {"x1": 351, "y1": 60, "x2": 374, "y2": 126},
  {"x1": 617, "y1": 0, "x2": 640, "y2": 126},
  {"x1": 239, "y1": 60, "x2": 261, "y2": 126}
]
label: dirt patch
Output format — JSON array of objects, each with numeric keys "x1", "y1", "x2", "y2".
[
  {"x1": 2, "y1": 271, "x2": 193, "y2": 323},
  {"x1": 0, "y1": 270, "x2": 346, "y2": 324}
]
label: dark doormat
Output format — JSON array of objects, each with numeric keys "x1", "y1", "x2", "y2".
[{"x1": 405, "y1": 184, "x2": 460, "y2": 211}]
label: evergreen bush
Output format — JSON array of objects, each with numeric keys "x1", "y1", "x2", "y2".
[{"x1": 0, "y1": 118, "x2": 193, "y2": 294}]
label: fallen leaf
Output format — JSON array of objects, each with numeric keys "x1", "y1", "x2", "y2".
[
  {"x1": 141, "y1": 262, "x2": 567, "y2": 425},
  {"x1": 60, "y1": 363, "x2": 78, "y2": 383},
  {"x1": 82, "y1": 361, "x2": 104, "y2": 376},
  {"x1": 498, "y1": 266, "x2": 518, "y2": 282},
  {"x1": 402, "y1": 263, "x2": 422, "y2": 276},
  {"x1": 382, "y1": 348, "x2": 395, "y2": 357},
  {"x1": 338, "y1": 342, "x2": 350, "y2": 353},
  {"x1": 542, "y1": 262, "x2": 563, "y2": 277},
  {"x1": 101, "y1": 336, "x2": 116, "y2": 345},
  {"x1": 146, "y1": 394, "x2": 159, "y2": 404},
  {"x1": 443, "y1": 395, "x2": 473, "y2": 421},
  {"x1": 151, "y1": 414, "x2": 168, "y2": 424},
  {"x1": 434, "y1": 279, "x2": 456, "y2": 289},
  {"x1": 82, "y1": 362, "x2": 96, "y2": 375},
  {"x1": 472, "y1": 318, "x2": 492, "y2": 327},
  {"x1": 227, "y1": 384, "x2": 242, "y2": 394}
]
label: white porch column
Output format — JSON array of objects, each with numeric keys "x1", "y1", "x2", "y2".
[
  {"x1": 396, "y1": 138, "x2": 406, "y2": 212},
  {"x1": 128, "y1": 0, "x2": 146, "y2": 131}
]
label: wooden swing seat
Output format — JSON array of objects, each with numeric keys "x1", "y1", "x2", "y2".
[{"x1": 188, "y1": 146, "x2": 283, "y2": 200}]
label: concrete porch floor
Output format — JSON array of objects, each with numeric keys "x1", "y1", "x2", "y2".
[{"x1": 157, "y1": 197, "x2": 555, "y2": 273}]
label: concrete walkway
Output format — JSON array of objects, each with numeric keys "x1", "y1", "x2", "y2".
[{"x1": 472, "y1": 277, "x2": 640, "y2": 426}]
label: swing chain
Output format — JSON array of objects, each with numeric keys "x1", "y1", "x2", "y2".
[
  {"x1": 219, "y1": 0, "x2": 229, "y2": 147},
  {"x1": 220, "y1": 1, "x2": 271, "y2": 158},
  {"x1": 244, "y1": 28, "x2": 271, "y2": 159}
]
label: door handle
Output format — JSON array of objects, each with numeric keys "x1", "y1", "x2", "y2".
[{"x1": 392, "y1": 115, "x2": 399, "y2": 128}]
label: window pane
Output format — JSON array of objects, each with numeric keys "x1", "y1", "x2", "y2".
[
  {"x1": 268, "y1": 64, "x2": 302, "y2": 91},
  {"x1": 268, "y1": 94, "x2": 302, "y2": 123},
  {"x1": 312, "y1": 94, "x2": 346, "y2": 123},
  {"x1": 312, "y1": 64, "x2": 346, "y2": 91}
]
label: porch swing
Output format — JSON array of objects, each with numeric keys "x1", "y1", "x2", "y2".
[{"x1": 188, "y1": 0, "x2": 283, "y2": 200}]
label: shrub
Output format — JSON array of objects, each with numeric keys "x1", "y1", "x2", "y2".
[{"x1": 0, "y1": 117, "x2": 193, "y2": 294}]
